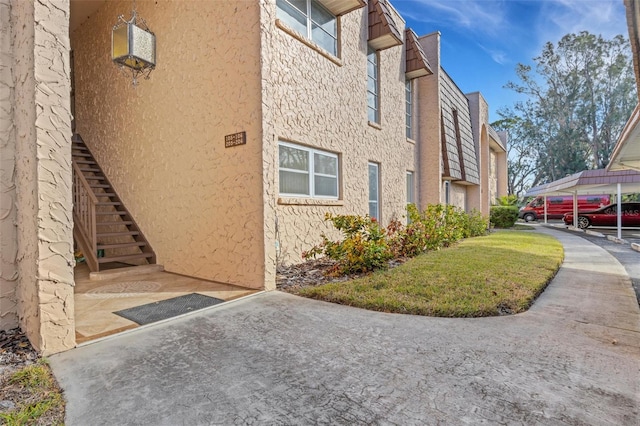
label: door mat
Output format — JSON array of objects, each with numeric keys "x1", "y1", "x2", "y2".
[{"x1": 114, "y1": 293, "x2": 225, "y2": 325}]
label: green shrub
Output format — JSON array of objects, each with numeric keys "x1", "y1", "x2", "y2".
[
  {"x1": 303, "y1": 213, "x2": 393, "y2": 275},
  {"x1": 305, "y1": 206, "x2": 490, "y2": 276},
  {"x1": 490, "y1": 206, "x2": 519, "y2": 228},
  {"x1": 495, "y1": 195, "x2": 519, "y2": 206},
  {"x1": 463, "y1": 209, "x2": 489, "y2": 237},
  {"x1": 389, "y1": 204, "x2": 486, "y2": 257}
]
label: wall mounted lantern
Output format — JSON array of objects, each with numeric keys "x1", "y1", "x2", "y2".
[{"x1": 112, "y1": 2, "x2": 155, "y2": 86}]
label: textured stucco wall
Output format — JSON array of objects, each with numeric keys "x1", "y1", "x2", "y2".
[
  {"x1": 13, "y1": 0, "x2": 75, "y2": 354},
  {"x1": 496, "y1": 150, "x2": 508, "y2": 198},
  {"x1": 0, "y1": 0, "x2": 18, "y2": 330},
  {"x1": 465, "y1": 92, "x2": 488, "y2": 214},
  {"x1": 72, "y1": 1, "x2": 265, "y2": 289},
  {"x1": 489, "y1": 149, "x2": 497, "y2": 204},
  {"x1": 261, "y1": 2, "x2": 415, "y2": 266},
  {"x1": 417, "y1": 33, "x2": 443, "y2": 209},
  {"x1": 449, "y1": 182, "x2": 467, "y2": 210}
]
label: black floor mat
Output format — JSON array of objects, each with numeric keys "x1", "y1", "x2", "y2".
[{"x1": 114, "y1": 293, "x2": 225, "y2": 325}]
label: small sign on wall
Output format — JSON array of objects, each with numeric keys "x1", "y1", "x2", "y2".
[{"x1": 225, "y1": 131, "x2": 246, "y2": 148}]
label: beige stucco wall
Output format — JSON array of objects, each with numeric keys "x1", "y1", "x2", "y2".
[
  {"x1": 260, "y1": 2, "x2": 416, "y2": 266},
  {"x1": 12, "y1": 0, "x2": 75, "y2": 354},
  {"x1": 465, "y1": 92, "x2": 487, "y2": 214},
  {"x1": 72, "y1": 1, "x2": 266, "y2": 289},
  {"x1": 489, "y1": 149, "x2": 498, "y2": 204},
  {"x1": 417, "y1": 32, "x2": 443, "y2": 209},
  {"x1": 0, "y1": 0, "x2": 18, "y2": 330},
  {"x1": 496, "y1": 149, "x2": 508, "y2": 198},
  {"x1": 449, "y1": 182, "x2": 467, "y2": 210}
]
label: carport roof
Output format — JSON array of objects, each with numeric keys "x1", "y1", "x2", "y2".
[
  {"x1": 608, "y1": 104, "x2": 640, "y2": 172},
  {"x1": 525, "y1": 169, "x2": 640, "y2": 197}
]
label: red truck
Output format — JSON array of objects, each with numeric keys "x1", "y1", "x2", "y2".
[{"x1": 518, "y1": 195, "x2": 610, "y2": 222}]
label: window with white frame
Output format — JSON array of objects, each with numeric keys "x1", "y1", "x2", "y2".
[
  {"x1": 369, "y1": 162, "x2": 380, "y2": 219},
  {"x1": 406, "y1": 171, "x2": 414, "y2": 206},
  {"x1": 406, "y1": 171, "x2": 415, "y2": 223},
  {"x1": 406, "y1": 81, "x2": 412, "y2": 138},
  {"x1": 279, "y1": 142, "x2": 339, "y2": 198},
  {"x1": 276, "y1": 0, "x2": 337, "y2": 56},
  {"x1": 367, "y1": 46, "x2": 380, "y2": 123}
]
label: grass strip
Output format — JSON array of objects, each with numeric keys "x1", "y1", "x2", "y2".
[
  {"x1": 0, "y1": 360, "x2": 65, "y2": 426},
  {"x1": 297, "y1": 230, "x2": 563, "y2": 317}
]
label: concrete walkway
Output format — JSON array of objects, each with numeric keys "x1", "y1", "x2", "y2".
[{"x1": 50, "y1": 228, "x2": 640, "y2": 425}]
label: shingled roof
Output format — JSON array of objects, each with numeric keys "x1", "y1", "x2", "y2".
[{"x1": 439, "y1": 70, "x2": 480, "y2": 184}]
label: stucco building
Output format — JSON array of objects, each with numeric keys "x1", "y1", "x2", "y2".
[{"x1": 1, "y1": 0, "x2": 507, "y2": 354}]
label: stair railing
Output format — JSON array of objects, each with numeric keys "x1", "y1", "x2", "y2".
[{"x1": 72, "y1": 161, "x2": 99, "y2": 271}]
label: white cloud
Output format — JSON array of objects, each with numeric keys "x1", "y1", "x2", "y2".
[
  {"x1": 394, "y1": 0, "x2": 628, "y2": 68},
  {"x1": 478, "y1": 44, "x2": 509, "y2": 65},
  {"x1": 394, "y1": 0, "x2": 509, "y2": 36},
  {"x1": 536, "y1": 0, "x2": 627, "y2": 46}
]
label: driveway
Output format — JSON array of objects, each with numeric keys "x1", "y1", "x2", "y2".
[{"x1": 50, "y1": 228, "x2": 640, "y2": 425}]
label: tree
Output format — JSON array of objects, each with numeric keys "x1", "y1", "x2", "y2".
[
  {"x1": 504, "y1": 32, "x2": 636, "y2": 187},
  {"x1": 491, "y1": 112, "x2": 538, "y2": 197}
]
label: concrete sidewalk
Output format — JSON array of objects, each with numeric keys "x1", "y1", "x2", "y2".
[{"x1": 50, "y1": 228, "x2": 640, "y2": 425}]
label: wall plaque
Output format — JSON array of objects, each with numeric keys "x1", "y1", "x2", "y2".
[{"x1": 225, "y1": 131, "x2": 246, "y2": 148}]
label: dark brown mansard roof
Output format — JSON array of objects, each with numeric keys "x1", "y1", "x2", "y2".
[
  {"x1": 405, "y1": 28, "x2": 432, "y2": 79},
  {"x1": 368, "y1": 0, "x2": 402, "y2": 51},
  {"x1": 439, "y1": 70, "x2": 480, "y2": 185}
]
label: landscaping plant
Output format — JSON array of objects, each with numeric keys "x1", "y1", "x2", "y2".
[
  {"x1": 0, "y1": 359, "x2": 65, "y2": 425},
  {"x1": 490, "y1": 205, "x2": 519, "y2": 228},
  {"x1": 303, "y1": 213, "x2": 393, "y2": 275},
  {"x1": 298, "y1": 231, "x2": 564, "y2": 317},
  {"x1": 304, "y1": 205, "x2": 489, "y2": 275}
]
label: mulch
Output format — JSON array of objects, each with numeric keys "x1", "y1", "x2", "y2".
[
  {"x1": 276, "y1": 257, "x2": 408, "y2": 293},
  {"x1": 0, "y1": 328, "x2": 38, "y2": 372}
]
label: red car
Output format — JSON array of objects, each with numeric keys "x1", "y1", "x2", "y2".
[{"x1": 563, "y1": 202, "x2": 640, "y2": 229}]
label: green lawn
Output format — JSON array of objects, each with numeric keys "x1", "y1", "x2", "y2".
[{"x1": 297, "y1": 230, "x2": 563, "y2": 317}]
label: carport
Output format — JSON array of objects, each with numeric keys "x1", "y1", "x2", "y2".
[{"x1": 525, "y1": 169, "x2": 640, "y2": 239}]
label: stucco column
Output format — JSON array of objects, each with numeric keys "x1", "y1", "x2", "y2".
[
  {"x1": 0, "y1": 0, "x2": 18, "y2": 330},
  {"x1": 496, "y1": 150, "x2": 508, "y2": 198},
  {"x1": 13, "y1": 0, "x2": 75, "y2": 354},
  {"x1": 417, "y1": 33, "x2": 443, "y2": 208}
]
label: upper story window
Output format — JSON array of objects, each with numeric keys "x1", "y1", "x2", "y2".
[
  {"x1": 276, "y1": 0, "x2": 338, "y2": 56},
  {"x1": 405, "y1": 80, "x2": 412, "y2": 138},
  {"x1": 279, "y1": 142, "x2": 339, "y2": 199},
  {"x1": 367, "y1": 46, "x2": 379, "y2": 123}
]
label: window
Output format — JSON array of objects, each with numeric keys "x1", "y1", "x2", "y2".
[
  {"x1": 406, "y1": 171, "x2": 414, "y2": 206},
  {"x1": 367, "y1": 46, "x2": 379, "y2": 123},
  {"x1": 406, "y1": 80, "x2": 412, "y2": 138},
  {"x1": 276, "y1": 0, "x2": 337, "y2": 56},
  {"x1": 406, "y1": 171, "x2": 415, "y2": 223},
  {"x1": 369, "y1": 162, "x2": 379, "y2": 219},
  {"x1": 444, "y1": 181, "x2": 450, "y2": 205},
  {"x1": 279, "y1": 142, "x2": 339, "y2": 198}
]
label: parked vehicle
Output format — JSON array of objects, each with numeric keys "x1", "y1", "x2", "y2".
[
  {"x1": 563, "y1": 202, "x2": 640, "y2": 229},
  {"x1": 518, "y1": 195, "x2": 610, "y2": 222}
]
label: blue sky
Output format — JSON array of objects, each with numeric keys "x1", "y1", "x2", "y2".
[{"x1": 392, "y1": 0, "x2": 629, "y2": 121}]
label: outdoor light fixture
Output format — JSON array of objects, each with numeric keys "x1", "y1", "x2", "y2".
[{"x1": 112, "y1": 1, "x2": 156, "y2": 86}]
